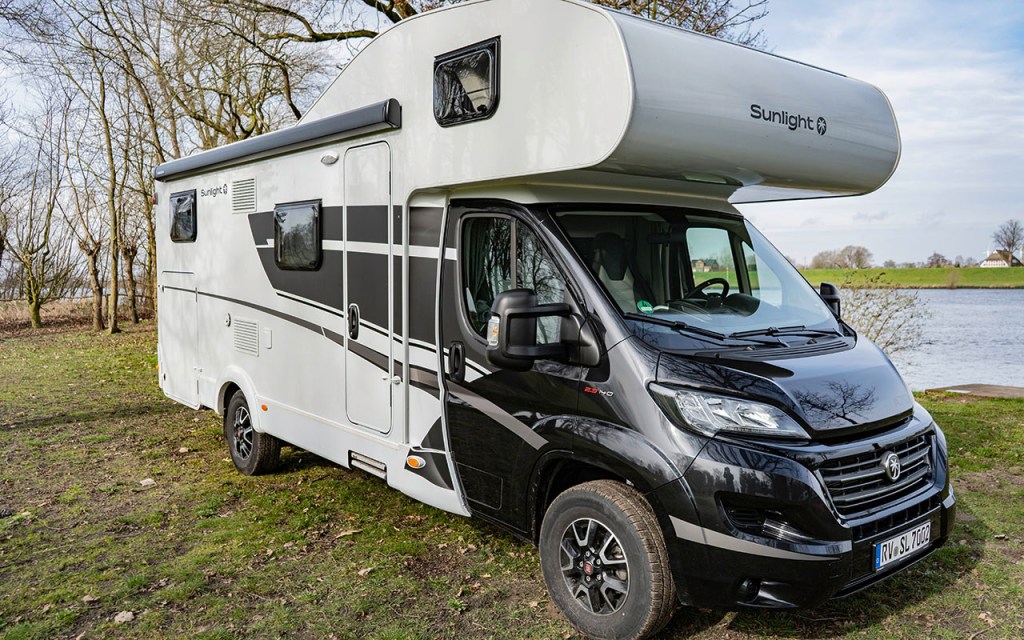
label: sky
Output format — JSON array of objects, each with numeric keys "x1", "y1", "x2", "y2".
[{"x1": 736, "y1": 0, "x2": 1024, "y2": 265}]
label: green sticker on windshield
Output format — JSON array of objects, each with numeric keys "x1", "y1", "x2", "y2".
[{"x1": 637, "y1": 300, "x2": 654, "y2": 314}]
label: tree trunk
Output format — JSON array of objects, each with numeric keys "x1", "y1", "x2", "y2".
[
  {"x1": 86, "y1": 251, "x2": 104, "y2": 331},
  {"x1": 123, "y1": 246, "x2": 139, "y2": 323},
  {"x1": 146, "y1": 202, "x2": 157, "y2": 316},
  {"x1": 28, "y1": 295, "x2": 42, "y2": 329}
]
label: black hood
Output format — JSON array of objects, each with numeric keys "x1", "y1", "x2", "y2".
[{"x1": 656, "y1": 338, "x2": 914, "y2": 437}]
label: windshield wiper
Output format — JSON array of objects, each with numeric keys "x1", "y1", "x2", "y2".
[
  {"x1": 729, "y1": 325, "x2": 844, "y2": 339},
  {"x1": 624, "y1": 313, "x2": 783, "y2": 346}
]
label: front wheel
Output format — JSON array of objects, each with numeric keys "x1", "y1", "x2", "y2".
[
  {"x1": 539, "y1": 480, "x2": 676, "y2": 640},
  {"x1": 224, "y1": 390, "x2": 280, "y2": 475}
]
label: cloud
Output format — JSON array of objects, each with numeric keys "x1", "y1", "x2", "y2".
[
  {"x1": 739, "y1": 0, "x2": 1024, "y2": 263},
  {"x1": 853, "y1": 211, "x2": 892, "y2": 222}
]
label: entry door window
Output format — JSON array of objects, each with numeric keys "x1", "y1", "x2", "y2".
[{"x1": 461, "y1": 216, "x2": 566, "y2": 342}]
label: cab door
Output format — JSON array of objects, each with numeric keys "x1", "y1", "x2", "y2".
[{"x1": 439, "y1": 204, "x2": 581, "y2": 533}]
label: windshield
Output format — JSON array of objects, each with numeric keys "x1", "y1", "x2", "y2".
[{"x1": 553, "y1": 207, "x2": 840, "y2": 339}]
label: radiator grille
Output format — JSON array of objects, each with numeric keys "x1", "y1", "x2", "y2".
[
  {"x1": 819, "y1": 434, "x2": 933, "y2": 519},
  {"x1": 232, "y1": 178, "x2": 256, "y2": 214},
  {"x1": 233, "y1": 318, "x2": 259, "y2": 356}
]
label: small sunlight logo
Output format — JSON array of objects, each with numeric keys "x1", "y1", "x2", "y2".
[{"x1": 817, "y1": 117, "x2": 828, "y2": 136}]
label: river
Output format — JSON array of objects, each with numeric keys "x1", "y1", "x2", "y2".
[{"x1": 885, "y1": 289, "x2": 1024, "y2": 391}]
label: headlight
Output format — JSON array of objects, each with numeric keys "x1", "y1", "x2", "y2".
[{"x1": 649, "y1": 383, "x2": 809, "y2": 440}]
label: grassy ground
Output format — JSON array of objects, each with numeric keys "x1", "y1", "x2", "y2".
[
  {"x1": 798, "y1": 267, "x2": 1024, "y2": 289},
  {"x1": 1, "y1": 325, "x2": 1022, "y2": 639}
]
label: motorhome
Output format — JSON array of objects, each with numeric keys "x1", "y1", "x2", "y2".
[{"x1": 153, "y1": 1, "x2": 955, "y2": 638}]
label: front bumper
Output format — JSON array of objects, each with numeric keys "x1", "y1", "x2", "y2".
[{"x1": 653, "y1": 421, "x2": 956, "y2": 609}]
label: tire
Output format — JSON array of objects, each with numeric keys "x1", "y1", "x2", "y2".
[
  {"x1": 224, "y1": 390, "x2": 281, "y2": 475},
  {"x1": 539, "y1": 480, "x2": 676, "y2": 640}
]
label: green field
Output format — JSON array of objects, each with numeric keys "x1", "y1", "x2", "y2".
[
  {"x1": 798, "y1": 267, "x2": 1024, "y2": 289},
  {"x1": 2, "y1": 325, "x2": 1023, "y2": 639}
]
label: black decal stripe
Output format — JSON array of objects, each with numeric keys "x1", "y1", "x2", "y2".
[
  {"x1": 420, "y1": 419, "x2": 446, "y2": 450},
  {"x1": 393, "y1": 205, "x2": 403, "y2": 244},
  {"x1": 199, "y1": 290, "x2": 323, "y2": 334},
  {"x1": 323, "y1": 206, "x2": 343, "y2": 242},
  {"x1": 162, "y1": 285, "x2": 195, "y2": 294},
  {"x1": 347, "y1": 205, "x2": 389, "y2": 243},
  {"x1": 393, "y1": 254, "x2": 403, "y2": 336},
  {"x1": 447, "y1": 382, "x2": 548, "y2": 450},
  {"x1": 409, "y1": 256, "x2": 438, "y2": 344},
  {"x1": 347, "y1": 339, "x2": 393, "y2": 376},
  {"x1": 410, "y1": 206, "x2": 444, "y2": 247},
  {"x1": 249, "y1": 211, "x2": 273, "y2": 244},
  {"x1": 256, "y1": 248, "x2": 344, "y2": 310},
  {"x1": 406, "y1": 448, "x2": 453, "y2": 490},
  {"x1": 277, "y1": 291, "x2": 346, "y2": 318},
  {"x1": 347, "y1": 252, "x2": 389, "y2": 327},
  {"x1": 410, "y1": 365, "x2": 440, "y2": 391}
]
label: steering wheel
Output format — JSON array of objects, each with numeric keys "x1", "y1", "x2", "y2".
[{"x1": 688, "y1": 277, "x2": 730, "y2": 299}]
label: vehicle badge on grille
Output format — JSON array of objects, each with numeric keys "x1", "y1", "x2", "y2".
[{"x1": 882, "y1": 451, "x2": 902, "y2": 482}]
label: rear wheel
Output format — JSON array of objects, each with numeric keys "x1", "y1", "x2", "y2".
[
  {"x1": 224, "y1": 390, "x2": 280, "y2": 475},
  {"x1": 539, "y1": 480, "x2": 676, "y2": 640}
]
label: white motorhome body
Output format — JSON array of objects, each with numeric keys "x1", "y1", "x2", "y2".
[
  {"x1": 154, "y1": 2, "x2": 949, "y2": 637},
  {"x1": 153, "y1": 0, "x2": 899, "y2": 545}
]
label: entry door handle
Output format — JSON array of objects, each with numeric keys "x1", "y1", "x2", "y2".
[
  {"x1": 348, "y1": 304, "x2": 360, "y2": 340},
  {"x1": 448, "y1": 341, "x2": 465, "y2": 383}
]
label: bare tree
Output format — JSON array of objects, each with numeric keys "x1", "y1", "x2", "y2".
[
  {"x1": 810, "y1": 245, "x2": 872, "y2": 269},
  {"x1": 62, "y1": 103, "x2": 109, "y2": 331},
  {"x1": 992, "y1": 219, "x2": 1024, "y2": 262},
  {"x1": 217, "y1": 0, "x2": 770, "y2": 47},
  {"x1": 2, "y1": 98, "x2": 81, "y2": 327},
  {"x1": 841, "y1": 273, "x2": 926, "y2": 355},
  {"x1": 925, "y1": 252, "x2": 949, "y2": 268}
]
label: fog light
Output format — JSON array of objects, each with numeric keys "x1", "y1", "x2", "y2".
[{"x1": 737, "y1": 578, "x2": 760, "y2": 603}]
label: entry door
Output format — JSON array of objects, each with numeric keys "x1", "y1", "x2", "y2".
[
  {"x1": 439, "y1": 206, "x2": 582, "y2": 532},
  {"x1": 158, "y1": 271, "x2": 199, "y2": 408},
  {"x1": 344, "y1": 142, "x2": 394, "y2": 433}
]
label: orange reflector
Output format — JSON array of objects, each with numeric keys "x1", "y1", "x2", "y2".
[
  {"x1": 407, "y1": 455, "x2": 426, "y2": 469},
  {"x1": 261, "y1": 404, "x2": 268, "y2": 411}
]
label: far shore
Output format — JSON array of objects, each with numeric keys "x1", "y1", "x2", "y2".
[{"x1": 798, "y1": 267, "x2": 1024, "y2": 289}]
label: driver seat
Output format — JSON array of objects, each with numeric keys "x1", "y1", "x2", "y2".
[{"x1": 592, "y1": 233, "x2": 655, "y2": 312}]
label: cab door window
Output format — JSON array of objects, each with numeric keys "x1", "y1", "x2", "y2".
[
  {"x1": 461, "y1": 216, "x2": 512, "y2": 335},
  {"x1": 461, "y1": 215, "x2": 566, "y2": 343}
]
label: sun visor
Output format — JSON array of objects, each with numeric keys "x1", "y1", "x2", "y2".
[{"x1": 598, "y1": 13, "x2": 901, "y2": 203}]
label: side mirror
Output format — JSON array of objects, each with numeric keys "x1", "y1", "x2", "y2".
[
  {"x1": 485, "y1": 289, "x2": 571, "y2": 371},
  {"x1": 819, "y1": 282, "x2": 841, "y2": 317}
]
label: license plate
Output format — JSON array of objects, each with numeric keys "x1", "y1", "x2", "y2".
[{"x1": 874, "y1": 522, "x2": 931, "y2": 570}]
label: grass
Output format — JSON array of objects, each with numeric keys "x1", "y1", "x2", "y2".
[
  {"x1": 1, "y1": 324, "x2": 1023, "y2": 639},
  {"x1": 798, "y1": 267, "x2": 1024, "y2": 289}
]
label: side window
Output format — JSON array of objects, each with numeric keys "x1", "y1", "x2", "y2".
[
  {"x1": 686, "y1": 227, "x2": 738, "y2": 290},
  {"x1": 170, "y1": 190, "x2": 197, "y2": 243},
  {"x1": 517, "y1": 226, "x2": 567, "y2": 344},
  {"x1": 460, "y1": 216, "x2": 567, "y2": 343},
  {"x1": 461, "y1": 216, "x2": 512, "y2": 335},
  {"x1": 274, "y1": 200, "x2": 321, "y2": 270},
  {"x1": 434, "y1": 37, "x2": 500, "y2": 127}
]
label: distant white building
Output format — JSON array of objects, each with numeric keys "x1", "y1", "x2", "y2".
[{"x1": 980, "y1": 251, "x2": 1023, "y2": 268}]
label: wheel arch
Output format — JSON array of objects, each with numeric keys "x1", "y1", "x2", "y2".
[
  {"x1": 529, "y1": 420, "x2": 688, "y2": 544},
  {"x1": 216, "y1": 366, "x2": 262, "y2": 431}
]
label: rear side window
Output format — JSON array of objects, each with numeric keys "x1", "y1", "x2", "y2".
[
  {"x1": 434, "y1": 37, "x2": 500, "y2": 127},
  {"x1": 170, "y1": 190, "x2": 197, "y2": 242},
  {"x1": 274, "y1": 200, "x2": 321, "y2": 270}
]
